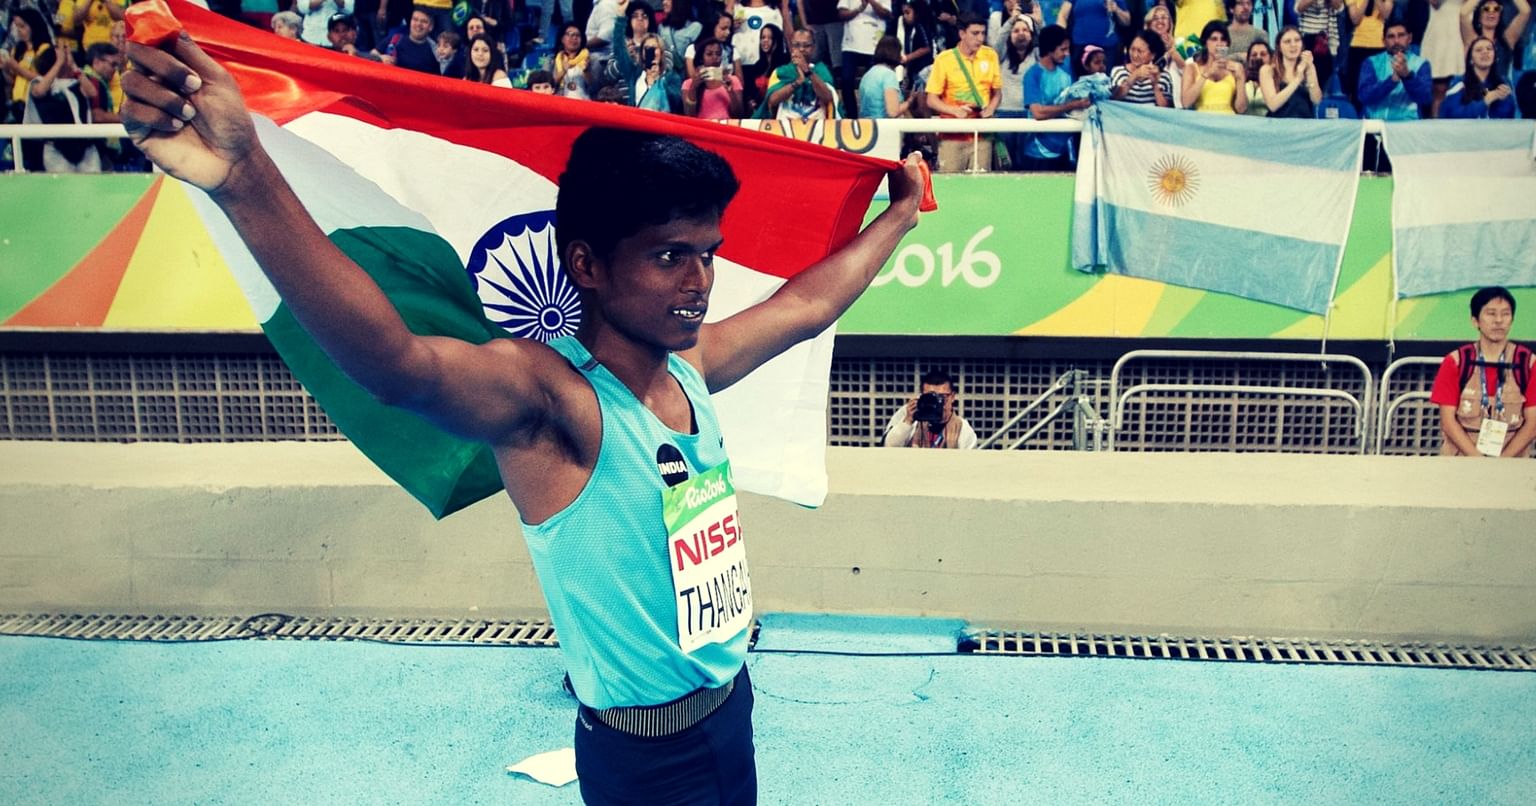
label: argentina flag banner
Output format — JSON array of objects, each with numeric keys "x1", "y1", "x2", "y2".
[
  {"x1": 1384, "y1": 120, "x2": 1536, "y2": 299},
  {"x1": 1072, "y1": 103, "x2": 1365, "y2": 315}
]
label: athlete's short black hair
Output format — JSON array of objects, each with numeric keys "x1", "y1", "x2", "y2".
[
  {"x1": 1471, "y1": 286, "x2": 1516, "y2": 318},
  {"x1": 556, "y1": 128, "x2": 739, "y2": 261}
]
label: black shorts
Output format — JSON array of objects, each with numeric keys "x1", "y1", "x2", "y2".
[{"x1": 573, "y1": 665, "x2": 756, "y2": 805}]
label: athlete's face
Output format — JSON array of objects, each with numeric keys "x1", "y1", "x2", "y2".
[{"x1": 579, "y1": 215, "x2": 722, "y2": 352}]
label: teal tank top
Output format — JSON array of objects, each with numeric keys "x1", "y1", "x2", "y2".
[{"x1": 520, "y1": 336, "x2": 749, "y2": 709}]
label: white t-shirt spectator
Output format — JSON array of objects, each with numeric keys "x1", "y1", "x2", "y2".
[
  {"x1": 732, "y1": 4, "x2": 784, "y2": 66},
  {"x1": 839, "y1": 0, "x2": 886, "y2": 56}
]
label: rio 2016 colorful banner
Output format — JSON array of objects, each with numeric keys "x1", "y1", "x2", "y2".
[{"x1": 0, "y1": 171, "x2": 1527, "y2": 341}]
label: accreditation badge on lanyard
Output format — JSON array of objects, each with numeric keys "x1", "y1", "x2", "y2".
[
  {"x1": 1476, "y1": 354, "x2": 1508, "y2": 457},
  {"x1": 662, "y1": 461, "x2": 752, "y2": 654}
]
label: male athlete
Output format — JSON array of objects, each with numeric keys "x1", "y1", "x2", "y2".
[{"x1": 120, "y1": 31, "x2": 922, "y2": 805}]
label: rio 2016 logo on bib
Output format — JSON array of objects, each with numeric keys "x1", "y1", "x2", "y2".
[{"x1": 465, "y1": 210, "x2": 582, "y2": 343}]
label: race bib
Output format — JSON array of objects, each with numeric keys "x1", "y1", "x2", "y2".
[
  {"x1": 1476, "y1": 418, "x2": 1508, "y2": 457},
  {"x1": 663, "y1": 461, "x2": 752, "y2": 654}
]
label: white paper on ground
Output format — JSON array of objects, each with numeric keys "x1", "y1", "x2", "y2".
[{"x1": 506, "y1": 748, "x2": 578, "y2": 787}]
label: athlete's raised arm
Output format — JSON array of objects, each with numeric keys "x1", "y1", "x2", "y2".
[
  {"x1": 691, "y1": 153, "x2": 924, "y2": 392},
  {"x1": 120, "y1": 34, "x2": 559, "y2": 444}
]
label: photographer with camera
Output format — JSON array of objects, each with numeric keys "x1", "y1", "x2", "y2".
[{"x1": 882, "y1": 369, "x2": 978, "y2": 449}]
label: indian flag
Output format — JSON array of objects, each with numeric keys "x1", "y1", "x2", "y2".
[
  {"x1": 1383, "y1": 120, "x2": 1536, "y2": 299},
  {"x1": 167, "y1": 1, "x2": 891, "y2": 517},
  {"x1": 1072, "y1": 102, "x2": 1364, "y2": 314}
]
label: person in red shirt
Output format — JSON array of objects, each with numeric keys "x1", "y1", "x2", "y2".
[{"x1": 1427, "y1": 286, "x2": 1536, "y2": 458}]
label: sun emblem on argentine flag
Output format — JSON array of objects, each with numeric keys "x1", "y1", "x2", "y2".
[
  {"x1": 465, "y1": 210, "x2": 582, "y2": 343},
  {"x1": 1147, "y1": 154, "x2": 1200, "y2": 208}
]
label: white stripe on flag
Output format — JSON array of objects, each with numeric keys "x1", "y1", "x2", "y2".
[
  {"x1": 1390, "y1": 149, "x2": 1536, "y2": 229},
  {"x1": 283, "y1": 112, "x2": 560, "y2": 266},
  {"x1": 1099, "y1": 131, "x2": 1354, "y2": 245}
]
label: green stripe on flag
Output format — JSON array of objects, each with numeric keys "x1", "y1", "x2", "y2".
[{"x1": 266, "y1": 225, "x2": 510, "y2": 518}]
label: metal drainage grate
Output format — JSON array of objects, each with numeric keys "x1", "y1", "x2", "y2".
[
  {"x1": 0, "y1": 613, "x2": 560, "y2": 647},
  {"x1": 961, "y1": 630, "x2": 1536, "y2": 672},
  {"x1": 0, "y1": 613, "x2": 763, "y2": 649}
]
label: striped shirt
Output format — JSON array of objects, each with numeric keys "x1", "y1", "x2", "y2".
[{"x1": 1109, "y1": 64, "x2": 1174, "y2": 104}]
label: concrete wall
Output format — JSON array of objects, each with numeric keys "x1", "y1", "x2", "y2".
[{"x1": 2, "y1": 442, "x2": 1534, "y2": 644}]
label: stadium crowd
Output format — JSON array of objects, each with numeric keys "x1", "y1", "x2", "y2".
[{"x1": 3, "y1": 0, "x2": 1534, "y2": 171}]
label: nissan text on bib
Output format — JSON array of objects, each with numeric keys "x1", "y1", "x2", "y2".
[{"x1": 662, "y1": 461, "x2": 753, "y2": 653}]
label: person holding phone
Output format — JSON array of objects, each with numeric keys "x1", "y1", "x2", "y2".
[
  {"x1": 683, "y1": 38, "x2": 746, "y2": 117},
  {"x1": 1182, "y1": 20, "x2": 1249, "y2": 111}
]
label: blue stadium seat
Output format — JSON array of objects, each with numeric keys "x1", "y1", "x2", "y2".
[{"x1": 1316, "y1": 96, "x2": 1359, "y2": 120}]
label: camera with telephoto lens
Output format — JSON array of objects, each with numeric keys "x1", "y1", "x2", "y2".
[{"x1": 913, "y1": 392, "x2": 947, "y2": 426}]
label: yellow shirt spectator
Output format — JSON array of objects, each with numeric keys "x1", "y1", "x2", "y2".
[
  {"x1": 80, "y1": 0, "x2": 128, "y2": 51},
  {"x1": 925, "y1": 45, "x2": 1002, "y2": 110},
  {"x1": 1174, "y1": 0, "x2": 1228, "y2": 40}
]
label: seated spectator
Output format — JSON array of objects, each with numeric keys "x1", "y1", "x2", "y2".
[
  {"x1": 23, "y1": 47, "x2": 106, "y2": 173},
  {"x1": 882, "y1": 370, "x2": 979, "y2": 449},
  {"x1": 1023, "y1": 24, "x2": 1088, "y2": 170},
  {"x1": 1429, "y1": 286, "x2": 1536, "y2": 457},
  {"x1": 926, "y1": 14, "x2": 1001, "y2": 172},
  {"x1": 464, "y1": 34, "x2": 511, "y2": 85},
  {"x1": 436, "y1": 30, "x2": 466, "y2": 76},
  {"x1": 858, "y1": 36, "x2": 912, "y2": 116},
  {"x1": 526, "y1": 69, "x2": 557, "y2": 93},
  {"x1": 763, "y1": 27, "x2": 840, "y2": 120},
  {"x1": 1056, "y1": 0, "x2": 1130, "y2": 76},
  {"x1": 1182, "y1": 21, "x2": 1249, "y2": 112},
  {"x1": 1358, "y1": 20, "x2": 1432, "y2": 119},
  {"x1": 1461, "y1": 0, "x2": 1530, "y2": 84},
  {"x1": 299, "y1": 0, "x2": 356, "y2": 46},
  {"x1": 1226, "y1": 0, "x2": 1268, "y2": 55},
  {"x1": 1111, "y1": 30, "x2": 1174, "y2": 105},
  {"x1": 1241, "y1": 38, "x2": 1271, "y2": 114},
  {"x1": 554, "y1": 23, "x2": 593, "y2": 99},
  {"x1": 1441, "y1": 35, "x2": 1519, "y2": 115},
  {"x1": 328, "y1": 13, "x2": 383, "y2": 60},
  {"x1": 1176, "y1": 0, "x2": 1229, "y2": 41},
  {"x1": 272, "y1": 11, "x2": 305, "y2": 39},
  {"x1": 687, "y1": 10, "x2": 736, "y2": 81},
  {"x1": 382, "y1": 9, "x2": 442, "y2": 74},
  {"x1": 683, "y1": 38, "x2": 746, "y2": 116},
  {"x1": 413, "y1": 0, "x2": 457, "y2": 41},
  {"x1": 1260, "y1": 25, "x2": 1322, "y2": 116}
]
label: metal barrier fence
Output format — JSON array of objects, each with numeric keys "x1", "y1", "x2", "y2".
[
  {"x1": 1107, "y1": 350, "x2": 1375, "y2": 454},
  {"x1": 1, "y1": 347, "x2": 1459, "y2": 455}
]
